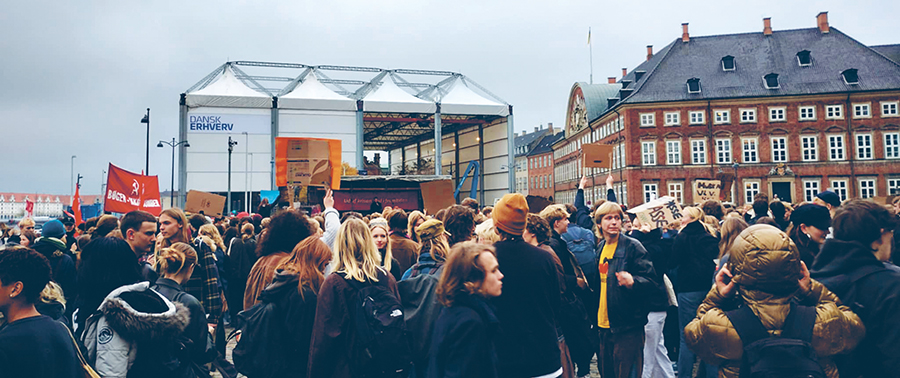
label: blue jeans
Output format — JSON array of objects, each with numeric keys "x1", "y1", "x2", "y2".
[{"x1": 677, "y1": 292, "x2": 717, "y2": 378}]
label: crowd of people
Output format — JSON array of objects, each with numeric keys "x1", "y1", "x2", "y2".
[{"x1": 1, "y1": 177, "x2": 899, "y2": 378}]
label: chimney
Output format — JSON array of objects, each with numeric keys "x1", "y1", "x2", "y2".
[
  {"x1": 548, "y1": 122, "x2": 554, "y2": 134},
  {"x1": 607, "y1": 77, "x2": 617, "y2": 84},
  {"x1": 646, "y1": 45, "x2": 653, "y2": 61},
  {"x1": 682, "y1": 23, "x2": 690, "y2": 43},
  {"x1": 763, "y1": 17, "x2": 772, "y2": 36},
  {"x1": 521, "y1": 131, "x2": 526, "y2": 137},
  {"x1": 534, "y1": 126, "x2": 539, "y2": 132},
  {"x1": 817, "y1": 12, "x2": 829, "y2": 33},
  {"x1": 621, "y1": 68, "x2": 628, "y2": 78}
]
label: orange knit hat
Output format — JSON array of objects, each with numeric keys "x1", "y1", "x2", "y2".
[{"x1": 492, "y1": 193, "x2": 529, "y2": 235}]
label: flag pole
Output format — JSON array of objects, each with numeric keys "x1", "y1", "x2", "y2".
[{"x1": 589, "y1": 27, "x2": 593, "y2": 84}]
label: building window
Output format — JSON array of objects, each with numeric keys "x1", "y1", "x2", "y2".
[
  {"x1": 666, "y1": 140, "x2": 682, "y2": 165},
  {"x1": 689, "y1": 111, "x2": 705, "y2": 125},
  {"x1": 882, "y1": 101, "x2": 899, "y2": 117},
  {"x1": 859, "y1": 178, "x2": 876, "y2": 199},
  {"x1": 742, "y1": 138, "x2": 758, "y2": 163},
  {"x1": 714, "y1": 110, "x2": 731, "y2": 124},
  {"x1": 668, "y1": 182, "x2": 684, "y2": 204},
  {"x1": 797, "y1": 50, "x2": 812, "y2": 67},
  {"x1": 763, "y1": 73, "x2": 780, "y2": 89},
  {"x1": 770, "y1": 137, "x2": 787, "y2": 162},
  {"x1": 853, "y1": 103, "x2": 871, "y2": 118},
  {"x1": 686, "y1": 78, "x2": 701, "y2": 94},
  {"x1": 664, "y1": 112, "x2": 680, "y2": 126},
  {"x1": 744, "y1": 181, "x2": 760, "y2": 205},
  {"x1": 828, "y1": 135, "x2": 845, "y2": 161},
  {"x1": 740, "y1": 108, "x2": 757, "y2": 123},
  {"x1": 799, "y1": 106, "x2": 816, "y2": 120},
  {"x1": 640, "y1": 113, "x2": 656, "y2": 127},
  {"x1": 642, "y1": 141, "x2": 657, "y2": 166},
  {"x1": 826, "y1": 105, "x2": 844, "y2": 120},
  {"x1": 722, "y1": 55, "x2": 735, "y2": 71},
  {"x1": 842, "y1": 69, "x2": 859, "y2": 85},
  {"x1": 856, "y1": 134, "x2": 873, "y2": 160},
  {"x1": 888, "y1": 178, "x2": 900, "y2": 196},
  {"x1": 885, "y1": 132, "x2": 900, "y2": 159},
  {"x1": 769, "y1": 107, "x2": 786, "y2": 122},
  {"x1": 803, "y1": 180, "x2": 820, "y2": 202},
  {"x1": 802, "y1": 136, "x2": 818, "y2": 161},
  {"x1": 643, "y1": 183, "x2": 659, "y2": 203},
  {"x1": 691, "y1": 139, "x2": 707, "y2": 165},
  {"x1": 716, "y1": 138, "x2": 732, "y2": 164},
  {"x1": 831, "y1": 180, "x2": 848, "y2": 202}
]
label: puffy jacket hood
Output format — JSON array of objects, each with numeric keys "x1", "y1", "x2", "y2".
[
  {"x1": 730, "y1": 224, "x2": 802, "y2": 298},
  {"x1": 99, "y1": 282, "x2": 190, "y2": 342}
]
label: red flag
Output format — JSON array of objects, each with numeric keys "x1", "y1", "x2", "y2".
[
  {"x1": 24, "y1": 198, "x2": 34, "y2": 218},
  {"x1": 104, "y1": 163, "x2": 162, "y2": 215},
  {"x1": 72, "y1": 186, "x2": 83, "y2": 228}
]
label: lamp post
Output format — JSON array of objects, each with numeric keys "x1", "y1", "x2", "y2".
[
  {"x1": 227, "y1": 136, "x2": 238, "y2": 215},
  {"x1": 70, "y1": 155, "x2": 76, "y2": 199},
  {"x1": 732, "y1": 162, "x2": 740, "y2": 204},
  {"x1": 141, "y1": 108, "x2": 150, "y2": 175},
  {"x1": 243, "y1": 131, "x2": 249, "y2": 213},
  {"x1": 158, "y1": 138, "x2": 190, "y2": 208}
]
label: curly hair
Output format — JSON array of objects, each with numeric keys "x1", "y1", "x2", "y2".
[
  {"x1": 701, "y1": 200, "x2": 725, "y2": 221},
  {"x1": 0, "y1": 246, "x2": 52, "y2": 303},
  {"x1": 256, "y1": 210, "x2": 314, "y2": 257},
  {"x1": 525, "y1": 214, "x2": 552, "y2": 245},
  {"x1": 442, "y1": 205, "x2": 476, "y2": 246}
]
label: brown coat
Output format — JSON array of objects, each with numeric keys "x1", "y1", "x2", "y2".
[
  {"x1": 389, "y1": 233, "x2": 419, "y2": 274},
  {"x1": 242, "y1": 251, "x2": 289, "y2": 310},
  {"x1": 684, "y1": 225, "x2": 865, "y2": 378}
]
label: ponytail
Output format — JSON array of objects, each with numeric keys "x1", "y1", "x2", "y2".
[
  {"x1": 158, "y1": 242, "x2": 198, "y2": 275},
  {"x1": 241, "y1": 223, "x2": 255, "y2": 241}
]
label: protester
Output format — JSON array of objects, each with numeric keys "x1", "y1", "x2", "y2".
[
  {"x1": 199, "y1": 223, "x2": 229, "y2": 296},
  {"x1": 386, "y1": 208, "x2": 419, "y2": 274},
  {"x1": 73, "y1": 237, "x2": 143, "y2": 337},
  {"x1": 20, "y1": 228, "x2": 36, "y2": 248},
  {"x1": 37, "y1": 281, "x2": 70, "y2": 328},
  {"x1": 0, "y1": 246, "x2": 82, "y2": 378},
  {"x1": 475, "y1": 218, "x2": 500, "y2": 244},
  {"x1": 789, "y1": 204, "x2": 831, "y2": 268},
  {"x1": 307, "y1": 218, "x2": 407, "y2": 378},
  {"x1": 768, "y1": 201, "x2": 790, "y2": 231},
  {"x1": 715, "y1": 216, "x2": 749, "y2": 274},
  {"x1": 408, "y1": 210, "x2": 427, "y2": 243},
  {"x1": 814, "y1": 190, "x2": 842, "y2": 216},
  {"x1": 30, "y1": 219, "x2": 77, "y2": 308},
  {"x1": 426, "y1": 241, "x2": 503, "y2": 378},
  {"x1": 121, "y1": 210, "x2": 159, "y2": 284},
  {"x1": 257, "y1": 198, "x2": 273, "y2": 218},
  {"x1": 370, "y1": 196, "x2": 383, "y2": 214},
  {"x1": 442, "y1": 204, "x2": 477, "y2": 247},
  {"x1": 812, "y1": 199, "x2": 900, "y2": 377},
  {"x1": 88, "y1": 214, "x2": 119, "y2": 240},
  {"x1": 700, "y1": 200, "x2": 726, "y2": 223},
  {"x1": 151, "y1": 242, "x2": 211, "y2": 377},
  {"x1": 491, "y1": 193, "x2": 563, "y2": 378},
  {"x1": 403, "y1": 219, "x2": 451, "y2": 280},
  {"x1": 686, "y1": 225, "x2": 865, "y2": 378},
  {"x1": 18, "y1": 217, "x2": 35, "y2": 234},
  {"x1": 244, "y1": 209, "x2": 314, "y2": 310},
  {"x1": 369, "y1": 217, "x2": 403, "y2": 281},
  {"x1": 63, "y1": 217, "x2": 77, "y2": 251},
  {"x1": 227, "y1": 223, "x2": 257, "y2": 321}
]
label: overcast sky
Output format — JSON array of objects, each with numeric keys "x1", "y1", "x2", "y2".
[{"x1": 2, "y1": 0, "x2": 897, "y2": 195}]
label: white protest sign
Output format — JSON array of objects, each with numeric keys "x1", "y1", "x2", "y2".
[
  {"x1": 627, "y1": 196, "x2": 684, "y2": 230},
  {"x1": 693, "y1": 180, "x2": 721, "y2": 203}
]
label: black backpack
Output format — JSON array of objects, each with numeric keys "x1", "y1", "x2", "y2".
[
  {"x1": 725, "y1": 302, "x2": 826, "y2": 378},
  {"x1": 397, "y1": 265, "x2": 444, "y2": 376},
  {"x1": 231, "y1": 300, "x2": 281, "y2": 377},
  {"x1": 342, "y1": 272, "x2": 413, "y2": 378}
]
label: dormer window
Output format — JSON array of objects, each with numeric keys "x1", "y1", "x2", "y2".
[
  {"x1": 620, "y1": 80, "x2": 633, "y2": 88},
  {"x1": 763, "y1": 73, "x2": 780, "y2": 89},
  {"x1": 797, "y1": 50, "x2": 812, "y2": 67},
  {"x1": 687, "y1": 78, "x2": 702, "y2": 94},
  {"x1": 842, "y1": 69, "x2": 859, "y2": 85},
  {"x1": 634, "y1": 70, "x2": 646, "y2": 81},
  {"x1": 722, "y1": 55, "x2": 735, "y2": 71}
]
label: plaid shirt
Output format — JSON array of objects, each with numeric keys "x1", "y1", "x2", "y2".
[{"x1": 184, "y1": 239, "x2": 223, "y2": 324}]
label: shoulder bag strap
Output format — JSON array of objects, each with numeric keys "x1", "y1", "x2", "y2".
[
  {"x1": 781, "y1": 302, "x2": 817, "y2": 342},
  {"x1": 65, "y1": 324, "x2": 101, "y2": 378},
  {"x1": 726, "y1": 305, "x2": 771, "y2": 347}
]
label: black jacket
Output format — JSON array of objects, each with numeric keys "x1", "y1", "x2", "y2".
[
  {"x1": 548, "y1": 231, "x2": 579, "y2": 292},
  {"x1": 573, "y1": 187, "x2": 617, "y2": 231},
  {"x1": 587, "y1": 234, "x2": 658, "y2": 333},
  {"x1": 32, "y1": 237, "x2": 77, "y2": 307},
  {"x1": 491, "y1": 238, "x2": 561, "y2": 377},
  {"x1": 426, "y1": 294, "x2": 499, "y2": 378},
  {"x1": 631, "y1": 229, "x2": 671, "y2": 312},
  {"x1": 811, "y1": 239, "x2": 900, "y2": 378},
  {"x1": 152, "y1": 278, "x2": 210, "y2": 376},
  {"x1": 253, "y1": 271, "x2": 318, "y2": 378},
  {"x1": 671, "y1": 221, "x2": 719, "y2": 293}
]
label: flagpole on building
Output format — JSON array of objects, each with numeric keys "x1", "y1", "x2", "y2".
[{"x1": 589, "y1": 27, "x2": 593, "y2": 85}]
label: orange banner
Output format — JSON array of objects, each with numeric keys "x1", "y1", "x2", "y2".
[{"x1": 275, "y1": 137, "x2": 342, "y2": 190}]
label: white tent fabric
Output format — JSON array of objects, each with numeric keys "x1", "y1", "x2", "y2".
[
  {"x1": 362, "y1": 76, "x2": 436, "y2": 113},
  {"x1": 438, "y1": 77, "x2": 509, "y2": 116},
  {"x1": 186, "y1": 66, "x2": 271, "y2": 108},
  {"x1": 279, "y1": 71, "x2": 357, "y2": 111}
]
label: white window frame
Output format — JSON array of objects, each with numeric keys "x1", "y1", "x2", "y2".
[
  {"x1": 742, "y1": 137, "x2": 759, "y2": 163},
  {"x1": 666, "y1": 140, "x2": 682, "y2": 165},
  {"x1": 825, "y1": 105, "x2": 844, "y2": 120},
  {"x1": 882, "y1": 101, "x2": 899, "y2": 117},
  {"x1": 643, "y1": 183, "x2": 659, "y2": 203},
  {"x1": 885, "y1": 132, "x2": 900, "y2": 159},
  {"x1": 714, "y1": 109, "x2": 731, "y2": 124},
  {"x1": 799, "y1": 106, "x2": 816, "y2": 121},
  {"x1": 689, "y1": 111, "x2": 705, "y2": 125},
  {"x1": 716, "y1": 138, "x2": 732, "y2": 164},
  {"x1": 853, "y1": 103, "x2": 872, "y2": 119},
  {"x1": 801, "y1": 135, "x2": 818, "y2": 162},
  {"x1": 771, "y1": 136, "x2": 788, "y2": 162},
  {"x1": 888, "y1": 178, "x2": 900, "y2": 196},
  {"x1": 856, "y1": 133, "x2": 873, "y2": 160},
  {"x1": 740, "y1": 108, "x2": 757, "y2": 123},
  {"x1": 803, "y1": 179, "x2": 820, "y2": 202},
  {"x1": 642, "y1": 141, "x2": 657, "y2": 166},
  {"x1": 830, "y1": 180, "x2": 848, "y2": 202},
  {"x1": 769, "y1": 107, "x2": 786, "y2": 122},
  {"x1": 744, "y1": 180, "x2": 760, "y2": 206},
  {"x1": 668, "y1": 182, "x2": 684, "y2": 204},
  {"x1": 828, "y1": 134, "x2": 845, "y2": 161},
  {"x1": 691, "y1": 139, "x2": 707, "y2": 165},
  {"x1": 858, "y1": 178, "x2": 876, "y2": 199},
  {"x1": 664, "y1": 112, "x2": 680, "y2": 126},
  {"x1": 640, "y1": 113, "x2": 656, "y2": 127}
]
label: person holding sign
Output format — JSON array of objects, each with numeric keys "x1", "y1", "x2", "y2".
[{"x1": 587, "y1": 202, "x2": 658, "y2": 378}]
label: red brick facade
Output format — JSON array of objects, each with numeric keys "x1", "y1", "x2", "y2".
[{"x1": 528, "y1": 152, "x2": 555, "y2": 199}]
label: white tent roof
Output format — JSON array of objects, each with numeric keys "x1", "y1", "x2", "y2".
[
  {"x1": 438, "y1": 77, "x2": 509, "y2": 116},
  {"x1": 363, "y1": 76, "x2": 436, "y2": 113},
  {"x1": 279, "y1": 71, "x2": 356, "y2": 111},
  {"x1": 186, "y1": 66, "x2": 271, "y2": 108}
]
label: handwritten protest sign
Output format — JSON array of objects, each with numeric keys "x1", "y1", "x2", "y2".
[
  {"x1": 627, "y1": 196, "x2": 684, "y2": 230},
  {"x1": 693, "y1": 180, "x2": 721, "y2": 203}
]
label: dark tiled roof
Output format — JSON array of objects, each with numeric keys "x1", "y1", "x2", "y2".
[
  {"x1": 528, "y1": 132, "x2": 566, "y2": 156},
  {"x1": 618, "y1": 27, "x2": 900, "y2": 105},
  {"x1": 871, "y1": 44, "x2": 900, "y2": 64},
  {"x1": 514, "y1": 128, "x2": 549, "y2": 157},
  {"x1": 579, "y1": 83, "x2": 622, "y2": 122}
]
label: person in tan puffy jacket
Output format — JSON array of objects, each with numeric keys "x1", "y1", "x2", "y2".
[{"x1": 684, "y1": 224, "x2": 865, "y2": 378}]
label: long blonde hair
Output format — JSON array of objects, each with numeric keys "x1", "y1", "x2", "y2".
[
  {"x1": 369, "y1": 218, "x2": 394, "y2": 273},
  {"x1": 199, "y1": 224, "x2": 226, "y2": 252},
  {"x1": 332, "y1": 218, "x2": 384, "y2": 282},
  {"x1": 407, "y1": 211, "x2": 427, "y2": 243}
]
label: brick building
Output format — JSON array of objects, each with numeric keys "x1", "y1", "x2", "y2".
[
  {"x1": 528, "y1": 131, "x2": 565, "y2": 199},
  {"x1": 514, "y1": 125, "x2": 553, "y2": 195},
  {"x1": 555, "y1": 12, "x2": 900, "y2": 206}
]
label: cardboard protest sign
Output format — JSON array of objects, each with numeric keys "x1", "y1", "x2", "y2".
[
  {"x1": 582, "y1": 144, "x2": 614, "y2": 169},
  {"x1": 420, "y1": 180, "x2": 455, "y2": 215},
  {"x1": 275, "y1": 137, "x2": 342, "y2": 190},
  {"x1": 693, "y1": 180, "x2": 721, "y2": 203},
  {"x1": 184, "y1": 190, "x2": 226, "y2": 217},
  {"x1": 627, "y1": 196, "x2": 684, "y2": 230}
]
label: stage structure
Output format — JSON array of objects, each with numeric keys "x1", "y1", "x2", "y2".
[{"x1": 179, "y1": 62, "x2": 514, "y2": 210}]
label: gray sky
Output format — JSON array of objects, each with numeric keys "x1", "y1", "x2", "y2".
[{"x1": 2, "y1": 0, "x2": 897, "y2": 195}]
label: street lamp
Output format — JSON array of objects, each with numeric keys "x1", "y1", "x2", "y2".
[
  {"x1": 141, "y1": 108, "x2": 150, "y2": 175},
  {"x1": 158, "y1": 138, "x2": 190, "y2": 209},
  {"x1": 70, "y1": 155, "x2": 76, "y2": 199},
  {"x1": 243, "y1": 131, "x2": 249, "y2": 213},
  {"x1": 732, "y1": 163, "x2": 740, "y2": 204},
  {"x1": 227, "y1": 136, "x2": 238, "y2": 215}
]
